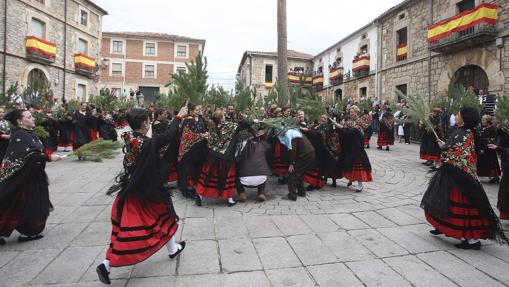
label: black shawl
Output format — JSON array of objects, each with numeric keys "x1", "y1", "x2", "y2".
[
  {"x1": 340, "y1": 127, "x2": 372, "y2": 172},
  {"x1": 497, "y1": 129, "x2": 509, "y2": 213},
  {"x1": 0, "y1": 128, "x2": 50, "y2": 223}
]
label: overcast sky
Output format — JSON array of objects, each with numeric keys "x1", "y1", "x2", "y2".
[{"x1": 94, "y1": 0, "x2": 403, "y2": 90}]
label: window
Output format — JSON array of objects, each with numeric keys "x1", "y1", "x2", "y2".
[
  {"x1": 293, "y1": 67, "x2": 304, "y2": 73},
  {"x1": 360, "y1": 45, "x2": 368, "y2": 54},
  {"x1": 144, "y1": 65, "x2": 155, "y2": 78},
  {"x1": 396, "y1": 27, "x2": 408, "y2": 61},
  {"x1": 396, "y1": 84, "x2": 408, "y2": 102},
  {"x1": 457, "y1": 0, "x2": 475, "y2": 13},
  {"x1": 399, "y1": 13, "x2": 406, "y2": 20},
  {"x1": 336, "y1": 57, "x2": 342, "y2": 64},
  {"x1": 31, "y1": 18, "x2": 45, "y2": 39},
  {"x1": 80, "y1": 9, "x2": 88, "y2": 26},
  {"x1": 397, "y1": 27, "x2": 408, "y2": 46},
  {"x1": 145, "y1": 42, "x2": 156, "y2": 56},
  {"x1": 265, "y1": 65, "x2": 273, "y2": 83},
  {"x1": 359, "y1": 87, "x2": 367, "y2": 98},
  {"x1": 176, "y1": 66, "x2": 187, "y2": 73},
  {"x1": 176, "y1": 45, "x2": 187, "y2": 57},
  {"x1": 111, "y1": 63, "x2": 123, "y2": 76},
  {"x1": 77, "y1": 84, "x2": 87, "y2": 101},
  {"x1": 35, "y1": 0, "x2": 45, "y2": 4},
  {"x1": 112, "y1": 40, "x2": 123, "y2": 53},
  {"x1": 78, "y1": 38, "x2": 88, "y2": 54},
  {"x1": 361, "y1": 34, "x2": 367, "y2": 40}
]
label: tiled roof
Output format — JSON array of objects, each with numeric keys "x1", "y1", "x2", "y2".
[
  {"x1": 245, "y1": 50, "x2": 314, "y2": 60},
  {"x1": 83, "y1": 0, "x2": 108, "y2": 15},
  {"x1": 103, "y1": 32, "x2": 206, "y2": 43}
]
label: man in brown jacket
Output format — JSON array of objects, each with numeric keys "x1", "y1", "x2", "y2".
[{"x1": 285, "y1": 131, "x2": 315, "y2": 201}]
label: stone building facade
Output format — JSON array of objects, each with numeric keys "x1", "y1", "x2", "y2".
[
  {"x1": 0, "y1": 0, "x2": 107, "y2": 101},
  {"x1": 100, "y1": 32, "x2": 205, "y2": 103},
  {"x1": 377, "y1": 0, "x2": 509, "y2": 102},
  {"x1": 237, "y1": 50, "x2": 313, "y2": 99}
]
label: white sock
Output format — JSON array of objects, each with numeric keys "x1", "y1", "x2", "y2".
[
  {"x1": 102, "y1": 259, "x2": 111, "y2": 272},
  {"x1": 357, "y1": 182, "x2": 363, "y2": 189},
  {"x1": 228, "y1": 198, "x2": 235, "y2": 204},
  {"x1": 166, "y1": 236, "x2": 179, "y2": 255},
  {"x1": 467, "y1": 239, "x2": 479, "y2": 244}
]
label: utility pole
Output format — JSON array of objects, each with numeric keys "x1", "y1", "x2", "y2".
[{"x1": 277, "y1": 0, "x2": 289, "y2": 105}]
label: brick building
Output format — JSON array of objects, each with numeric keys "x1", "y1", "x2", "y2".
[
  {"x1": 99, "y1": 32, "x2": 205, "y2": 103},
  {"x1": 377, "y1": 0, "x2": 509, "y2": 102},
  {"x1": 237, "y1": 50, "x2": 313, "y2": 99},
  {"x1": 0, "y1": 0, "x2": 107, "y2": 101}
]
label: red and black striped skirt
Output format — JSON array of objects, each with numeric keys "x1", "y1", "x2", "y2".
[
  {"x1": 343, "y1": 160, "x2": 373, "y2": 182},
  {"x1": 377, "y1": 130, "x2": 394, "y2": 146},
  {"x1": 425, "y1": 187, "x2": 495, "y2": 240},
  {"x1": 477, "y1": 151, "x2": 501, "y2": 177},
  {"x1": 90, "y1": 128, "x2": 98, "y2": 141},
  {"x1": 196, "y1": 158, "x2": 236, "y2": 199},
  {"x1": 272, "y1": 142, "x2": 289, "y2": 175},
  {"x1": 500, "y1": 211, "x2": 509, "y2": 220},
  {"x1": 0, "y1": 191, "x2": 48, "y2": 237},
  {"x1": 106, "y1": 195, "x2": 178, "y2": 267},
  {"x1": 420, "y1": 153, "x2": 441, "y2": 162},
  {"x1": 167, "y1": 163, "x2": 178, "y2": 182},
  {"x1": 304, "y1": 168, "x2": 325, "y2": 189}
]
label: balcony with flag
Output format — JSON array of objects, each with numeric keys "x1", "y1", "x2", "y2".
[
  {"x1": 397, "y1": 44, "x2": 407, "y2": 61},
  {"x1": 328, "y1": 66, "x2": 343, "y2": 86},
  {"x1": 264, "y1": 82, "x2": 273, "y2": 90},
  {"x1": 25, "y1": 36, "x2": 56, "y2": 64},
  {"x1": 312, "y1": 73, "x2": 324, "y2": 89},
  {"x1": 352, "y1": 55, "x2": 370, "y2": 78},
  {"x1": 74, "y1": 54, "x2": 97, "y2": 78},
  {"x1": 427, "y1": 3, "x2": 498, "y2": 53},
  {"x1": 288, "y1": 72, "x2": 302, "y2": 85}
]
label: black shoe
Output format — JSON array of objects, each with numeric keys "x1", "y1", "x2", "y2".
[
  {"x1": 0, "y1": 238, "x2": 5, "y2": 245},
  {"x1": 297, "y1": 191, "x2": 306, "y2": 197},
  {"x1": 286, "y1": 193, "x2": 297, "y2": 201},
  {"x1": 347, "y1": 181, "x2": 353, "y2": 187},
  {"x1": 385, "y1": 146, "x2": 390, "y2": 151},
  {"x1": 169, "y1": 241, "x2": 186, "y2": 259},
  {"x1": 306, "y1": 185, "x2": 315, "y2": 191},
  {"x1": 195, "y1": 196, "x2": 202, "y2": 206},
  {"x1": 454, "y1": 240, "x2": 481, "y2": 250},
  {"x1": 18, "y1": 235, "x2": 43, "y2": 242},
  {"x1": 355, "y1": 186, "x2": 364, "y2": 193},
  {"x1": 488, "y1": 177, "x2": 500, "y2": 184},
  {"x1": 429, "y1": 229, "x2": 443, "y2": 236},
  {"x1": 227, "y1": 200, "x2": 237, "y2": 207},
  {"x1": 377, "y1": 146, "x2": 383, "y2": 150},
  {"x1": 96, "y1": 263, "x2": 111, "y2": 285}
]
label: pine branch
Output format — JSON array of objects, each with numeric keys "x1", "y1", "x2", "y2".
[{"x1": 73, "y1": 139, "x2": 122, "y2": 162}]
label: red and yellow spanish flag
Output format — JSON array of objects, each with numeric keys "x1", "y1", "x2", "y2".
[
  {"x1": 304, "y1": 76, "x2": 313, "y2": 85},
  {"x1": 397, "y1": 44, "x2": 407, "y2": 60},
  {"x1": 312, "y1": 75, "x2": 324, "y2": 86},
  {"x1": 329, "y1": 68, "x2": 342, "y2": 81},
  {"x1": 352, "y1": 56, "x2": 370, "y2": 72},
  {"x1": 288, "y1": 72, "x2": 301, "y2": 84},
  {"x1": 427, "y1": 3, "x2": 498, "y2": 42},
  {"x1": 74, "y1": 54, "x2": 96, "y2": 69},
  {"x1": 25, "y1": 36, "x2": 56, "y2": 57},
  {"x1": 264, "y1": 82, "x2": 273, "y2": 89}
]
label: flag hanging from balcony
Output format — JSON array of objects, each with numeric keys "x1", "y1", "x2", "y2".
[
  {"x1": 397, "y1": 44, "x2": 407, "y2": 61},
  {"x1": 304, "y1": 76, "x2": 313, "y2": 85},
  {"x1": 352, "y1": 56, "x2": 370, "y2": 72},
  {"x1": 427, "y1": 3, "x2": 498, "y2": 42},
  {"x1": 74, "y1": 54, "x2": 96, "y2": 69},
  {"x1": 288, "y1": 72, "x2": 301, "y2": 84},
  {"x1": 329, "y1": 68, "x2": 342, "y2": 80},
  {"x1": 25, "y1": 36, "x2": 56, "y2": 57}
]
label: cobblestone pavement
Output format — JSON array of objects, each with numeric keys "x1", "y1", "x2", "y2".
[{"x1": 1, "y1": 138, "x2": 509, "y2": 287}]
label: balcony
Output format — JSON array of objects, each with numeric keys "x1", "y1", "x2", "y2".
[
  {"x1": 288, "y1": 72, "x2": 302, "y2": 85},
  {"x1": 312, "y1": 74, "x2": 324, "y2": 89},
  {"x1": 352, "y1": 55, "x2": 370, "y2": 78},
  {"x1": 25, "y1": 36, "x2": 56, "y2": 64},
  {"x1": 328, "y1": 67, "x2": 343, "y2": 86},
  {"x1": 74, "y1": 54, "x2": 97, "y2": 78},
  {"x1": 428, "y1": 3, "x2": 498, "y2": 53},
  {"x1": 264, "y1": 82, "x2": 273, "y2": 90},
  {"x1": 304, "y1": 76, "x2": 313, "y2": 87},
  {"x1": 397, "y1": 44, "x2": 407, "y2": 61}
]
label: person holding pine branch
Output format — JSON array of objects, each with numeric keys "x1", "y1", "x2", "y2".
[
  {"x1": 422, "y1": 107, "x2": 509, "y2": 250},
  {"x1": 0, "y1": 109, "x2": 62, "y2": 246},
  {"x1": 96, "y1": 106, "x2": 188, "y2": 285}
]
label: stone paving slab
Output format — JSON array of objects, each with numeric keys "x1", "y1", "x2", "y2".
[{"x1": 2, "y1": 139, "x2": 509, "y2": 286}]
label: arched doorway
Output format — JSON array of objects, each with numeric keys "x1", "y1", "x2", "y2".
[
  {"x1": 453, "y1": 65, "x2": 489, "y2": 94},
  {"x1": 25, "y1": 68, "x2": 51, "y2": 107},
  {"x1": 27, "y1": 68, "x2": 49, "y2": 91},
  {"x1": 335, "y1": 88, "x2": 343, "y2": 102}
]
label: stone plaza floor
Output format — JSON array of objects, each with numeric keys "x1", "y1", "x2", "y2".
[{"x1": 1, "y1": 138, "x2": 509, "y2": 287}]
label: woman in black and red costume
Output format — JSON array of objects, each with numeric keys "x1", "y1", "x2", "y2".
[
  {"x1": 377, "y1": 109, "x2": 395, "y2": 151},
  {"x1": 195, "y1": 110, "x2": 255, "y2": 207},
  {"x1": 422, "y1": 107, "x2": 509, "y2": 250},
  {"x1": 177, "y1": 103, "x2": 208, "y2": 199},
  {"x1": 96, "y1": 107, "x2": 188, "y2": 285},
  {"x1": 477, "y1": 115, "x2": 501, "y2": 183},
  {"x1": 0, "y1": 109, "x2": 62, "y2": 245}
]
